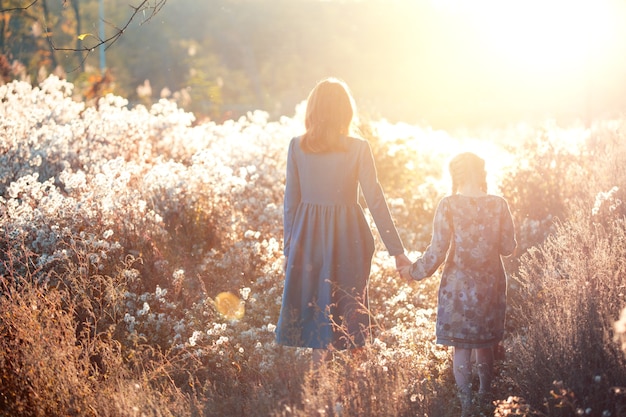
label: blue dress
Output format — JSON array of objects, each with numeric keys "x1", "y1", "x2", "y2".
[
  {"x1": 276, "y1": 136, "x2": 405, "y2": 349},
  {"x1": 409, "y1": 195, "x2": 516, "y2": 349}
]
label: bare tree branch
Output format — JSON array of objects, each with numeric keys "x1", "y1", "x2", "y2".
[
  {"x1": 0, "y1": 0, "x2": 39, "y2": 14},
  {"x1": 40, "y1": 0, "x2": 58, "y2": 69},
  {"x1": 1, "y1": 0, "x2": 167, "y2": 56}
]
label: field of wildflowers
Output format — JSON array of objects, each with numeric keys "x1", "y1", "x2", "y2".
[{"x1": 1, "y1": 76, "x2": 625, "y2": 416}]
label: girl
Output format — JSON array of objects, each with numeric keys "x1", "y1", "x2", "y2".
[{"x1": 400, "y1": 152, "x2": 516, "y2": 415}]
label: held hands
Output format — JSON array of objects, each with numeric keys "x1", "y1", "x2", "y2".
[
  {"x1": 398, "y1": 264, "x2": 412, "y2": 281},
  {"x1": 394, "y1": 253, "x2": 414, "y2": 282},
  {"x1": 394, "y1": 253, "x2": 411, "y2": 270}
]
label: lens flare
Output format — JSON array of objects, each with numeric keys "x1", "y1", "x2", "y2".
[{"x1": 214, "y1": 292, "x2": 245, "y2": 320}]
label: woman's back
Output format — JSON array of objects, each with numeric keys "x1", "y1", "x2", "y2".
[{"x1": 289, "y1": 136, "x2": 363, "y2": 206}]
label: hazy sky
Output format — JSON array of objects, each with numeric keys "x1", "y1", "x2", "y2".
[
  {"x1": 105, "y1": 0, "x2": 626, "y2": 129},
  {"x1": 374, "y1": 0, "x2": 626, "y2": 128},
  {"x1": 308, "y1": 0, "x2": 626, "y2": 127}
]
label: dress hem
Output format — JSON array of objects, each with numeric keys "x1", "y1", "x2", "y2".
[
  {"x1": 275, "y1": 339, "x2": 367, "y2": 351},
  {"x1": 436, "y1": 335, "x2": 502, "y2": 349}
]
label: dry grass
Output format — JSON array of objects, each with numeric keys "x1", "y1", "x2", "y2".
[{"x1": 1, "y1": 77, "x2": 626, "y2": 416}]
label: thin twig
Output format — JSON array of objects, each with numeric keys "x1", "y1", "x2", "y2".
[
  {"x1": 0, "y1": 0, "x2": 39, "y2": 13},
  {"x1": 2, "y1": 0, "x2": 167, "y2": 57}
]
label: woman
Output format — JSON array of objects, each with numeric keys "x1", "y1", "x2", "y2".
[
  {"x1": 276, "y1": 77, "x2": 410, "y2": 366},
  {"x1": 400, "y1": 152, "x2": 516, "y2": 416}
]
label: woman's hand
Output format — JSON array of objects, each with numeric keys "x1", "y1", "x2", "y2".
[
  {"x1": 394, "y1": 253, "x2": 411, "y2": 269},
  {"x1": 282, "y1": 256, "x2": 288, "y2": 273},
  {"x1": 398, "y1": 264, "x2": 413, "y2": 281},
  {"x1": 394, "y1": 253, "x2": 412, "y2": 278}
]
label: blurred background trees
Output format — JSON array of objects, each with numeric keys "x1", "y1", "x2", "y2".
[{"x1": 4, "y1": 0, "x2": 626, "y2": 130}]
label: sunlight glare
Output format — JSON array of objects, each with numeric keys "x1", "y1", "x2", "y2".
[
  {"x1": 372, "y1": 119, "x2": 516, "y2": 194},
  {"x1": 432, "y1": 0, "x2": 619, "y2": 75}
]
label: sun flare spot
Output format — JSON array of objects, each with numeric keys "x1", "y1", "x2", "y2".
[{"x1": 214, "y1": 292, "x2": 245, "y2": 320}]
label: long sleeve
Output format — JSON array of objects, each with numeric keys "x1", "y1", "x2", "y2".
[
  {"x1": 409, "y1": 198, "x2": 452, "y2": 280},
  {"x1": 283, "y1": 138, "x2": 301, "y2": 257},
  {"x1": 499, "y1": 199, "x2": 516, "y2": 256},
  {"x1": 357, "y1": 140, "x2": 405, "y2": 256}
]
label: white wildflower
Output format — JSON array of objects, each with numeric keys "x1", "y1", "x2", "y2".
[
  {"x1": 155, "y1": 285, "x2": 167, "y2": 299},
  {"x1": 137, "y1": 302, "x2": 150, "y2": 316},
  {"x1": 188, "y1": 330, "x2": 202, "y2": 347},
  {"x1": 240, "y1": 287, "x2": 251, "y2": 300}
]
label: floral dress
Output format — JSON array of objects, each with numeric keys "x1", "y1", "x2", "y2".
[
  {"x1": 276, "y1": 136, "x2": 405, "y2": 350},
  {"x1": 409, "y1": 194, "x2": 516, "y2": 348}
]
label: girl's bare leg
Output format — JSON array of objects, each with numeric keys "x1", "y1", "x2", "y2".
[
  {"x1": 475, "y1": 346, "x2": 495, "y2": 406},
  {"x1": 453, "y1": 347, "x2": 473, "y2": 416}
]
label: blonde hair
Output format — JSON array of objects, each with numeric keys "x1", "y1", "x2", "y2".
[
  {"x1": 300, "y1": 77, "x2": 355, "y2": 153},
  {"x1": 448, "y1": 152, "x2": 487, "y2": 195}
]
